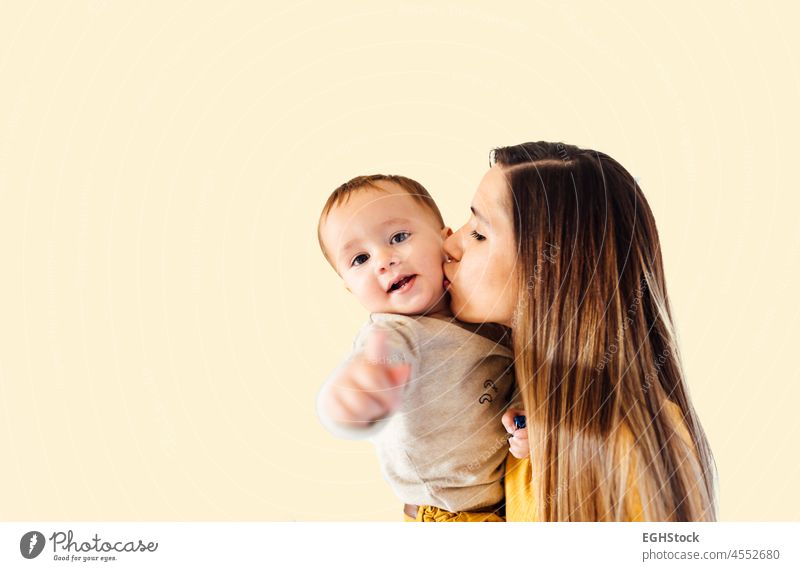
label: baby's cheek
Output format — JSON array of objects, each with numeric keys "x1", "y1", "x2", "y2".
[
  {"x1": 428, "y1": 262, "x2": 444, "y2": 280},
  {"x1": 426, "y1": 250, "x2": 446, "y2": 277}
]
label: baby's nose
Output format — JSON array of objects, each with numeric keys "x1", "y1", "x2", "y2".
[{"x1": 375, "y1": 250, "x2": 398, "y2": 271}]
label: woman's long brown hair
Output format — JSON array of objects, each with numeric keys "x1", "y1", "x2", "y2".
[{"x1": 494, "y1": 142, "x2": 717, "y2": 521}]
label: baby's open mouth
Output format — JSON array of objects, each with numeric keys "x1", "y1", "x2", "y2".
[{"x1": 387, "y1": 274, "x2": 416, "y2": 293}]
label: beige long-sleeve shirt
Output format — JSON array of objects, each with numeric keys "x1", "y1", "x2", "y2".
[{"x1": 316, "y1": 313, "x2": 519, "y2": 512}]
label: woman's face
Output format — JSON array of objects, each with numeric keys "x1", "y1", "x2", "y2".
[{"x1": 443, "y1": 164, "x2": 518, "y2": 326}]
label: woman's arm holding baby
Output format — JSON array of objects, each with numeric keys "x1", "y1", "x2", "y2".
[{"x1": 316, "y1": 328, "x2": 411, "y2": 439}]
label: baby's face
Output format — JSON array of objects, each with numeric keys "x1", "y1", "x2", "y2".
[{"x1": 320, "y1": 182, "x2": 449, "y2": 315}]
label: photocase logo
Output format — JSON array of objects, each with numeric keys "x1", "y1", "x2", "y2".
[
  {"x1": 20, "y1": 531, "x2": 46, "y2": 559},
  {"x1": 17, "y1": 529, "x2": 158, "y2": 563}
]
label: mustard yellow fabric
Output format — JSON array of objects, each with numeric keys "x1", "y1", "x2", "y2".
[
  {"x1": 503, "y1": 452, "x2": 538, "y2": 522},
  {"x1": 402, "y1": 505, "x2": 505, "y2": 522}
]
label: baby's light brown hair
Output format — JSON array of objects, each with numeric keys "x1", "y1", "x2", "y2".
[{"x1": 317, "y1": 174, "x2": 445, "y2": 268}]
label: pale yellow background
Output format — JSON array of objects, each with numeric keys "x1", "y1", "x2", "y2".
[{"x1": 0, "y1": 1, "x2": 797, "y2": 521}]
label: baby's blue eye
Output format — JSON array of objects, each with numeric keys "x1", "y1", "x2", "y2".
[
  {"x1": 390, "y1": 232, "x2": 410, "y2": 244},
  {"x1": 351, "y1": 254, "x2": 369, "y2": 267}
]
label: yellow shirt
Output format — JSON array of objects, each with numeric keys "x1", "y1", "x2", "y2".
[{"x1": 504, "y1": 400, "x2": 696, "y2": 521}]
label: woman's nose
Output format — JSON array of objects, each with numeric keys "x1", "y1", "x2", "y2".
[{"x1": 443, "y1": 230, "x2": 461, "y2": 262}]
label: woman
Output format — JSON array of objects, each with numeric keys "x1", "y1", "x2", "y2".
[{"x1": 442, "y1": 142, "x2": 717, "y2": 521}]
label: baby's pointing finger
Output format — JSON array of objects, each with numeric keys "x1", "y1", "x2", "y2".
[
  {"x1": 387, "y1": 363, "x2": 410, "y2": 387},
  {"x1": 353, "y1": 360, "x2": 394, "y2": 391},
  {"x1": 363, "y1": 328, "x2": 388, "y2": 365},
  {"x1": 336, "y1": 385, "x2": 384, "y2": 422}
]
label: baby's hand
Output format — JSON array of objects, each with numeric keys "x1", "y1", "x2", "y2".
[
  {"x1": 502, "y1": 408, "x2": 529, "y2": 459},
  {"x1": 320, "y1": 329, "x2": 411, "y2": 430}
]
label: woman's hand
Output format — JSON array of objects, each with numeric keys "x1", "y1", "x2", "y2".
[
  {"x1": 502, "y1": 408, "x2": 530, "y2": 459},
  {"x1": 319, "y1": 329, "x2": 410, "y2": 430}
]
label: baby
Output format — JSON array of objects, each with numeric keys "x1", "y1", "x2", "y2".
[{"x1": 315, "y1": 174, "x2": 521, "y2": 521}]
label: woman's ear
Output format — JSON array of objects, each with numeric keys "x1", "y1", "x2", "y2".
[{"x1": 441, "y1": 227, "x2": 453, "y2": 239}]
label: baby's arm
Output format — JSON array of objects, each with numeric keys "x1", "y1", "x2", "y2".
[{"x1": 316, "y1": 325, "x2": 414, "y2": 440}]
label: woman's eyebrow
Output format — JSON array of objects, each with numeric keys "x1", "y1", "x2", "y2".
[{"x1": 470, "y1": 206, "x2": 489, "y2": 224}]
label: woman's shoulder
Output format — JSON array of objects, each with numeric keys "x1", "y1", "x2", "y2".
[
  {"x1": 504, "y1": 400, "x2": 702, "y2": 522},
  {"x1": 663, "y1": 399, "x2": 693, "y2": 448},
  {"x1": 619, "y1": 399, "x2": 692, "y2": 450},
  {"x1": 620, "y1": 399, "x2": 699, "y2": 521}
]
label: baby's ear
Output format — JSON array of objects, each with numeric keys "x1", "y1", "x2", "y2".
[{"x1": 441, "y1": 227, "x2": 453, "y2": 239}]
